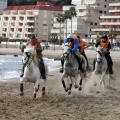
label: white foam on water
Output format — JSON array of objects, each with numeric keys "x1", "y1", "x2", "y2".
[{"x1": 0, "y1": 55, "x2": 61, "y2": 81}]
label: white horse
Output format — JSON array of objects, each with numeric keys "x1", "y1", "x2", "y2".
[
  {"x1": 92, "y1": 46, "x2": 108, "y2": 92},
  {"x1": 20, "y1": 45, "x2": 48, "y2": 98},
  {"x1": 61, "y1": 44, "x2": 87, "y2": 95}
]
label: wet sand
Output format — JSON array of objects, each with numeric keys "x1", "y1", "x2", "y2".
[{"x1": 0, "y1": 49, "x2": 120, "y2": 120}]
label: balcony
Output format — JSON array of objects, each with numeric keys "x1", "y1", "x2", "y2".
[
  {"x1": 109, "y1": 3, "x2": 120, "y2": 6},
  {"x1": 109, "y1": 10, "x2": 120, "y2": 12},
  {"x1": 100, "y1": 22, "x2": 120, "y2": 25},
  {"x1": 100, "y1": 15, "x2": 120, "y2": 19}
]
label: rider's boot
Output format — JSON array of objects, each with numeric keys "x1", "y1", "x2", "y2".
[
  {"x1": 59, "y1": 59, "x2": 64, "y2": 73},
  {"x1": 40, "y1": 58, "x2": 46, "y2": 79},
  {"x1": 20, "y1": 64, "x2": 25, "y2": 77}
]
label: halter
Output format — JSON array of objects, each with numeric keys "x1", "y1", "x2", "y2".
[
  {"x1": 96, "y1": 49, "x2": 104, "y2": 63},
  {"x1": 23, "y1": 52, "x2": 33, "y2": 67},
  {"x1": 63, "y1": 45, "x2": 72, "y2": 61}
]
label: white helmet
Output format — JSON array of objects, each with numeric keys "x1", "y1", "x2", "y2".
[{"x1": 67, "y1": 33, "x2": 74, "y2": 39}]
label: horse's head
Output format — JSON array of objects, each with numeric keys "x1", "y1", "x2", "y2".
[
  {"x1": 22, "y1": 45, "x2": 36, "y2": 65},
  {"x1": 62, "y1": 43, "x2": 72, "y2": 60},
  {"x1": 96, "y1": 46, "x2": 104, "y2": 64}
]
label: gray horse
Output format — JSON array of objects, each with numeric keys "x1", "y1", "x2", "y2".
[
  {"x1": 92, "y1": 46, "x2": 108, "y2": 92},
  {"x1": 61, "y1": 44, "x2": 87, "y2": 95}
]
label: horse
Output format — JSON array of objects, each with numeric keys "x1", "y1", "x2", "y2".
[
  {"x1": 92, "y1": 46, "x2": 109, "y2": 92},
  {"x1": 61, "y1": 43, "x2": 87, "y2": 95},
  {"x1": 20, "y1": 45, "x2": 48, "y2": 98}
]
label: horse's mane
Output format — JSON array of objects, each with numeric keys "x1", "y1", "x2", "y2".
[{"x1": 24, "y1": 45, "x2": 39, "y2": 66}]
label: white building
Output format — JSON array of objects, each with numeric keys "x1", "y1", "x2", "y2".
[
  {"x1": 52, "y1": 0, "x2": 109, "y2": 42},
  {"x1": 0, "y1": 2, "x2": 62, "y2": 41},
  {"x1": 92, "y1": 0, "x2": 120, "y2": 41},
  {"x1": 0, "y1": 0, "x2": 7, "y2": 14}
]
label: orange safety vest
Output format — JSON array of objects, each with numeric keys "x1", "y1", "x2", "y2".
[
  {"x1": 79, "y1": 39, "x2": 85, "y2": 53},
  {"x1": 100, "y1": 39, "x2": 109, "y2": 48},
  {"x1": 28, "y1": 39, "x2": 40, "y2": 48}
]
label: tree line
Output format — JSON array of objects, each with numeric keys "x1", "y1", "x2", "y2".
[{"x1": 8, "y1": 0, "x2": 72, "y2": 7}]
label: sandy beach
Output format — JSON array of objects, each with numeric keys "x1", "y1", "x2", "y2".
[{"x1": 0, "y1": 48, "x2": 120, "y2": 120}]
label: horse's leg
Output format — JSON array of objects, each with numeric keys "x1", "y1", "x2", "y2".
[
  {"x1": 61, "y1": 74, "x2": 68, "y2": 92},
  {"x1": 97, "y1": 72, "x2": 106, "y2": 93},
  {"x1": 42, "y1": 79, "x2": 47, "y2": 96},
  {"x1": 68, "y1": 77, "x2": 73, "y2": 95},
  {"x1": 74, "y1": 74, "x2": 79, "y2": 89},
  {"x1": 20, "y1": 77, "x2": 27, "y2": 96},
  {"x1": 34, "y1": 79, "x2": 40, "y2": 98}
]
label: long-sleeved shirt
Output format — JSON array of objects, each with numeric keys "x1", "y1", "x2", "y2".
[{"x1": 64, "y1": 38, "x2": 79, "y2": 53}]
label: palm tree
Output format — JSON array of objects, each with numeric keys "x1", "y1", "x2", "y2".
[
  {"x1": 56, "y1": 13, "x2": 65, "y2": 42},
  {"x1": 63, "y1": 10, "x2": 71, "y2": 37},
  {"x1": 69, "y1": 7, "x2": 77, "y2": 33},
  {"x1": 108, "y1": 28, "x2": 117, "y2": 49}
]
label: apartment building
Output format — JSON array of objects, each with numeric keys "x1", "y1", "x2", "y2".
[
  {"x1": 0, "y1": 2, "x2": 62, "y2": 41},
  {"x1": 0, "y1": 0, "x2": 7, "y2": 14},
  {"x1": 51, "y1": 0, "x2": 109, "y2": 41},
  {"x1": 92, "y1": 0, "x2": 120, "y2": 41}
]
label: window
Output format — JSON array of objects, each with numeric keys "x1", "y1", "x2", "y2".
[
  {"x1": 105, "y1": 0, "x2": 107, "y2": 1},
  {"x1": 104, "y1": 5, "x2": 106, "y2": 8},
  {"x1": 90, "y1": 22, "x2": 93, "y2": 25},
  {"x1": 99, "y1": 11, "x2": 102, "y2": 13},
  {"x1": 95, "y1": 23, "x2": 97, "y2": 25}
]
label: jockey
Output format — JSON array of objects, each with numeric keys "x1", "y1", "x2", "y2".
[
  {"x1": 77, "y1": 35, "x2": 90, "y2": 70},
  {"x1": 94, "y1": 34, "x2": 116, "y2": 80},
  {"x1": 20, "y1": 35, "x2": 46, "y2": 79},
  {"x1": 60, "y1": 33, "x2": 86, "y2": 73}
]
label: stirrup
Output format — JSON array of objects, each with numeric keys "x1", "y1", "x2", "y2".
[
  {"x1": 20, "y1": 74, "x2": 24, "y2": 77},
  {"x1": 59, "y1": 68, "x2": 63, "y2": 73}
]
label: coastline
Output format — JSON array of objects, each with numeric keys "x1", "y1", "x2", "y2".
[{"x1": 0, "y1": 48, "x2": 63, "y2": 59}]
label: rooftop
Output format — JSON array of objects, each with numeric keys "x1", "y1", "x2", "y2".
[{"x1": 4, "y1": 2, "x2": 62, "y2": 11}]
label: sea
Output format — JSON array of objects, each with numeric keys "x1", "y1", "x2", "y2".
[{"x1": 0, "y1": 55, "x2": 61, "y2": 81}]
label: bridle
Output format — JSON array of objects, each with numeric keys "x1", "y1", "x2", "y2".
[
  {"x1": 63, "y1": 45, "x2": 72, "y2": 61},
  {"x1": 96, "y1": 50, "x2": 104, "y2": 63},
  {"x1": 23, "y1": 52, "x2": 33, "y2": 67}
]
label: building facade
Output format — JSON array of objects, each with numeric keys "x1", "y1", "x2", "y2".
[
  {"x1": 52, "y1": 0, "x2": 109, "y2": 42},
  {"x1": 92, "y1": 0, "x2": 120, "y2": 42},
  {"x1": 0, "y1": 0, "x2": 7, "y2": 14},
  {"x1": 0, "y1": 2, "x2": 62, "y2": 41}
]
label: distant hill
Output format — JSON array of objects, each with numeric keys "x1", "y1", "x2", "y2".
[{"x1": 8, "y1": 0, "x2": 72, "y2": 7}]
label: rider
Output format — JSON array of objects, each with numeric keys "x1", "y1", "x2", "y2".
[
  {"x1": 60, "y1": 33, "x2": 86, "y2": 73},
  {"x1": 20, "y1": 35, "x2": 46, "y2": 79},
  {"x1": 77, "y1": 35, "x2": 90, "y2": 70},
  {"x1": 93, "y1": 34, "x2": 116, "y2": 80}
]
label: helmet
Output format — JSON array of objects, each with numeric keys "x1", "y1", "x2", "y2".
[
  {"x1": 67, "y1": 33, "x2": 74, "y2": 39},
  {"x1": 102, "y1": 34, "x2": 108, "y2": 39},
  {"x1": 31, "y1": 35, "x2": 36, "y2": 40}
]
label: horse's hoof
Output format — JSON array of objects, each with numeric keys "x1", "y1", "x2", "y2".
[
  {"x1": 94, "y1": 83, "x2": 97, "y2": 86},
  {"x1": 65, "y1": 88, "x2": 68, "y2": 92},
  {"x1": 96, "y1": 91, "x2": 100, "y2": 93},
  {"x1": 74, "y1": 85, "x2": 78, "y2": 89},
  {"x1": 68, "y1": 91, "x2": 71, "y2": 95},
  {"x1": 42, "y1": 91, "x2": 45, "y2": 96},
  {"x1": 79, "y1": 87, "x2": 82, "y2": 91},
  {"x1": 20, "y1": 92, "x2": 24, "y2": 96}
]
